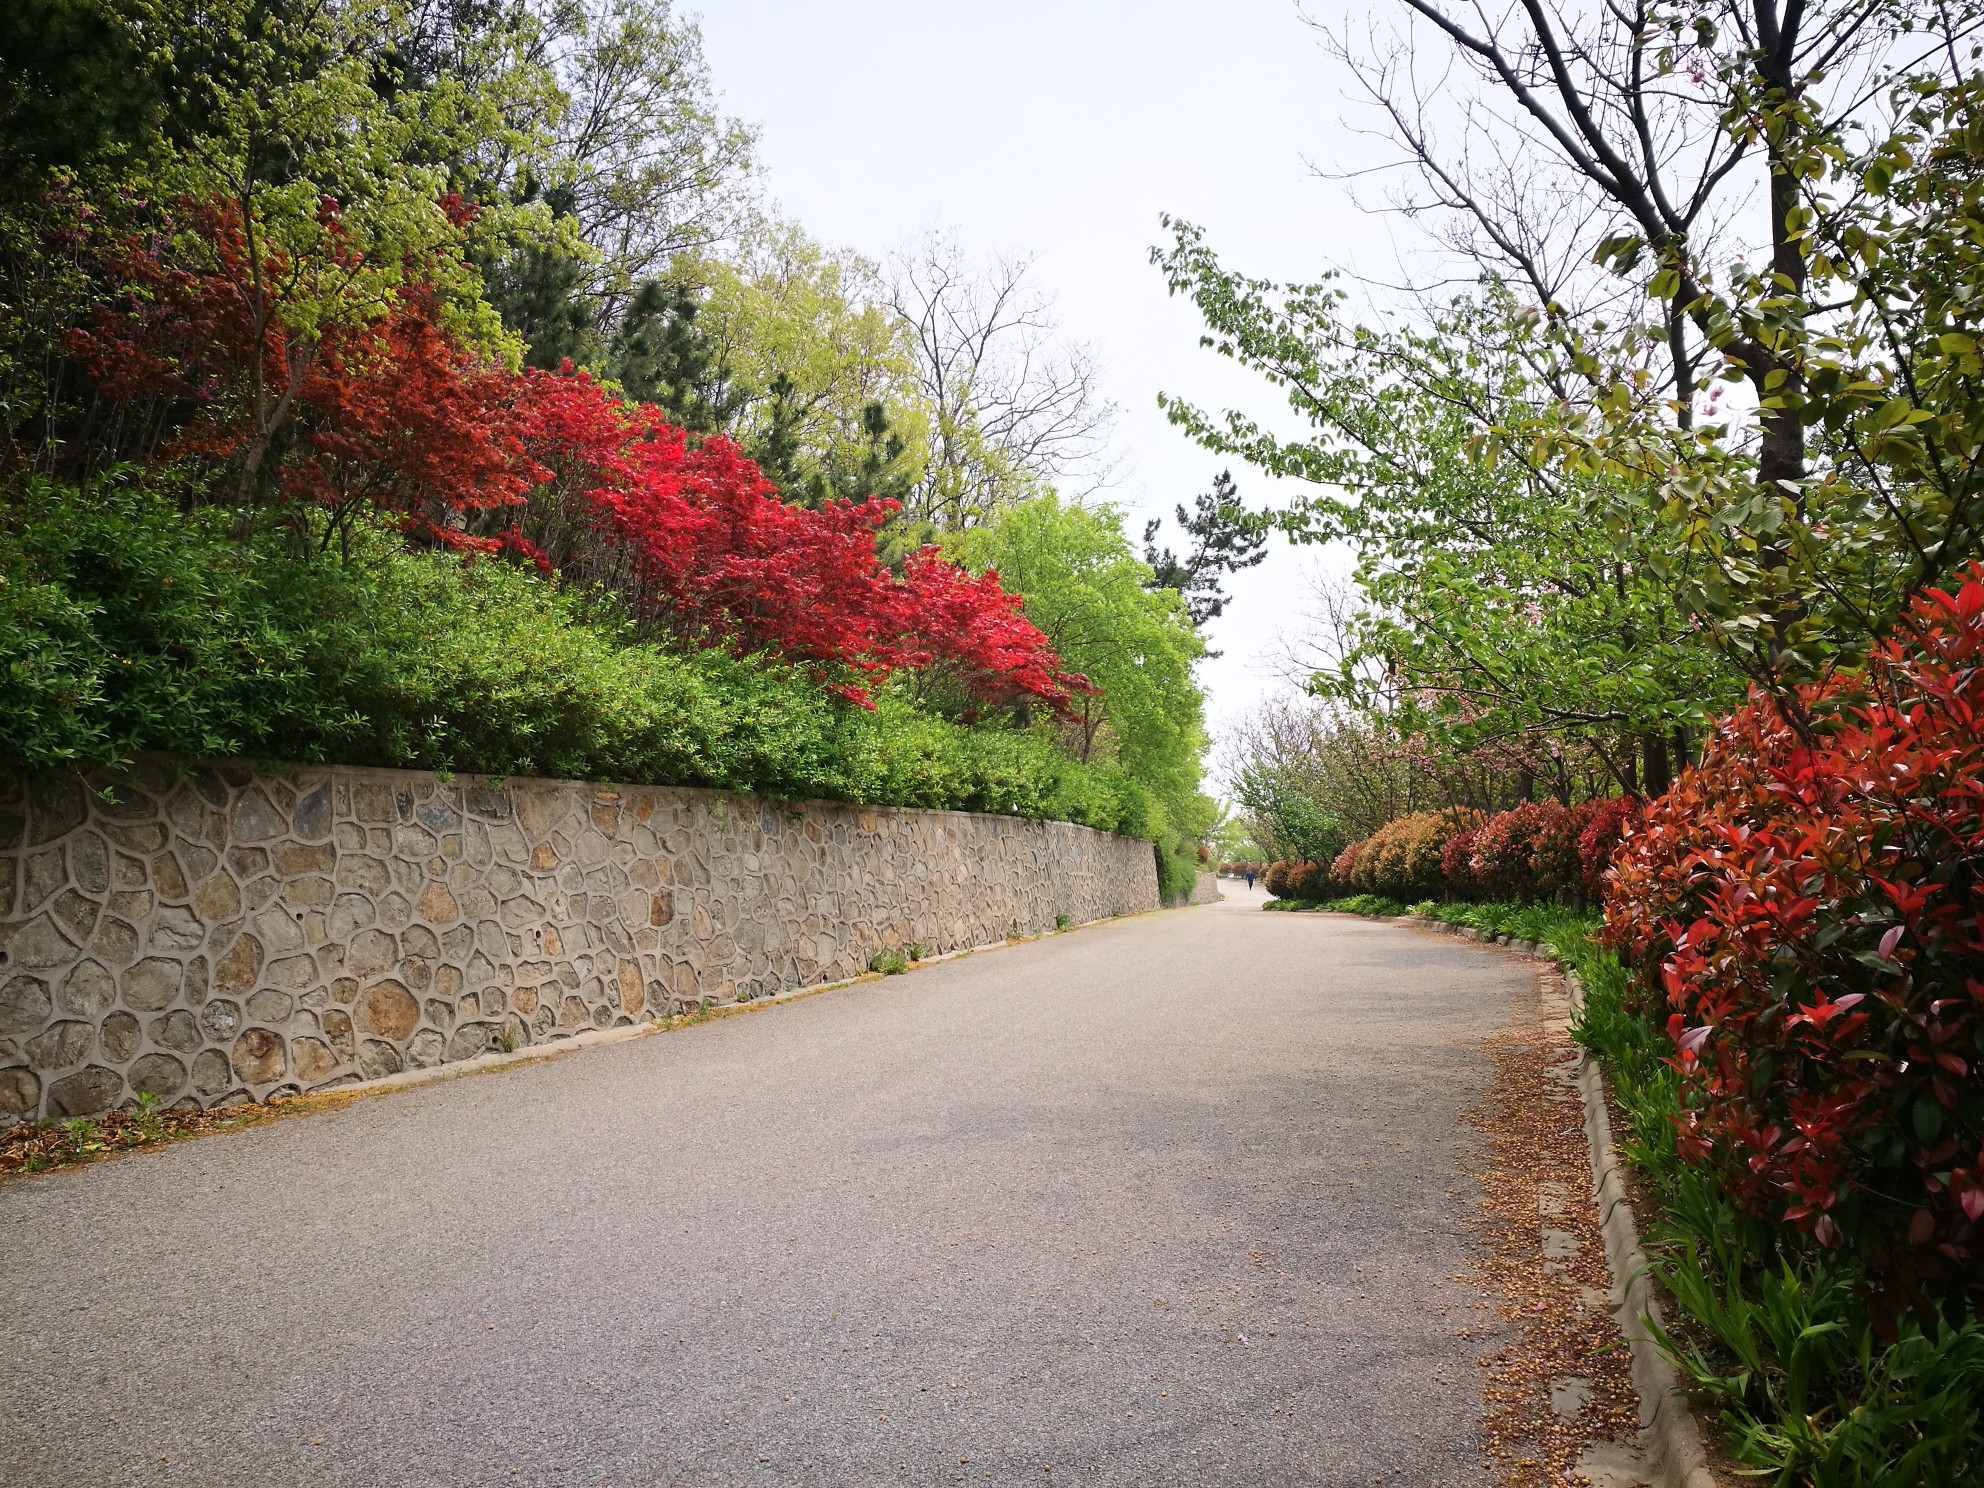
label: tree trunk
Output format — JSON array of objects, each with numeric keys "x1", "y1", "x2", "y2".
[{"x1": 1640, "y1": 731, "x2": 1672, "y2": 798}]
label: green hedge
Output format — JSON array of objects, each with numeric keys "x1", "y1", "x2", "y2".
[{"x1": 0, "y1": 481, "x2": 1152, "y2": 833}]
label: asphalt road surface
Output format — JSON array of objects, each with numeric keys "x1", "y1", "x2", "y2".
[{"x1": 1, "y1": 886, "x2": 1531, "y2": 1487}]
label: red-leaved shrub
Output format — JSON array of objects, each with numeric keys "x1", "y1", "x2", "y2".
[
  {"x1": 1470, "y1": 802, "x2": 1566, "y2": 900},
  {"x1": 1527, "y1": 800, "x2": 1585, "y2": 899},
  {"x1": 1577, "y1": 796, "x2": 1641, "y2": 900},
  {"x1": 61, "y1": 192, "x2": 1084, "y2": 715},
  {"x1": 1263, "y1": 860, "x2": 1292, "y2": 897},
  {"x1": 1331, "y1": 840, "x2": 1366, "y2": 893},
  {"x1": 1441, "y1": 823, "x2": 1485, "y2": 897},
  {"x1": 1605, "y1": 571, "x2": 1984, "y2": 1315},
  {"x1": 1288, "y1": 860, "x2": 1329, "y2": 900}
]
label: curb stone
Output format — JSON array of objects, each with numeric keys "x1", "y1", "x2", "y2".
[
  {"x1": 1564, "y1": 967, "x2": 1720, "y2": 1488},
  {"x1": 1405, "y1": 915, "x2": 1721, "y2": 1488}
]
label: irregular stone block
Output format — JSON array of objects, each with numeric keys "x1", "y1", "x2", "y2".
[
  {"x1": 415, "y1": 880, "x2": 459, "y2": 925},
  {"x1": 52, "y1": 888, "x2": 101, "y2": 942},
  {"x1": 23, "y1": 846, "x2": 66, "y2": 912},
  {"x1": 107, "y1": 890, "x2": 154, "y2": 922},
  {"x1": 88, "y1": 915, "x2": 138, "y2": 966},
  {"x1": 103, "y1": 822, "x2": 167, "y2": 854},
  {"x1": 347, "y1": 929, "x2": 397, "y2": 979},
  {"x1": 0, "y1": 1065, "x2": 39, "y2": 1115},
  {"x1": 0, "y1": 980, "x2": 53, "y2": 1039},
  {"x1": 26, "y1": 775, "x2": 88, "y2": 846},
  {"x1": 99, "y1": 1011, "x2": 140, "y2": 1064},
  {"x1": 250, "y1": 907, "x2": 305, "y2": 956},
  {"x1": 26, "y1": 1020, "x2": 93, "y2": 1070},
  {"x1": 190, "y1": 872, "x2": 242, "y2": 920},
  {"x1": 291, "y1": 1037, "x2": 338, "y2": 1084},
  {"x1": 448, "y1": 1023, "x2": 497, "y2": 1062},
  {"x1": 321, "y1": 1007, "x2": 354, "y2": 1059},
  {"x1": 55, "y1": 958, "x2": 115, "y2": 1019},
  {"x1": 231, "y1": 1027, "x2": 287, "y2": 1084},
  {"x1": 46, "y1": 1064, "x2": 122, "y2": 1116},
  {"x1": 245, "y1": 989, "x2": 294, "y2": 1025},
  {"x1": 123, "y1": 958, "x2": 183, "y2": 1012},
  {"x1": 212, "y1": 934, "x2": 262, "y2": 993},
  {"x1": 150, "y1": 1009, "x2": 201, "y2": 1053},
  {"x1": 617, "y1": 960, "x2": 643, "y2": 1014},
  {"x1": 158, "y1": 850, "x2": 196, "y2": 897},
  {"x1": 191, "y1": 1048, "x2": 232, "y2": 1097},
  {"x1": 358, "y1": 979, "x2": 418, "y2": 1041},
  {"x1": 464, "y1": 787, "x2": 511, "y2": 821},
  {"x1": 327, "y1": 893, "x2": 376, "y2": 941},
  {"x1": 150, "y1": 904, "x2": 205, "y2": 951},
  {"x1": 358, "y1": 1039, "x2": 403, "y2": 1079},
  {"x1": 292, "y1": 783, "x2": 333, "y2": 841},
  {"x1": 129, "y1": 1052, "x2": 188, "y2": 1100}
]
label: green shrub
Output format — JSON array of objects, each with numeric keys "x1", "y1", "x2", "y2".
[
  {"x1": 0, "y1": 481, "x2": 1150, "y2": 832},
  {"x1": 1155, "y1": 838, "x2": 1198, "y2": 902},
  {"x1": 1321, "y1": 893, "x2": 1408, "y2": 917}
]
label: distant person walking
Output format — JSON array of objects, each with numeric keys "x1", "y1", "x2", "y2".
[{"x1": 1244, "y1": 867, "x2": 1256, "y2": 891}]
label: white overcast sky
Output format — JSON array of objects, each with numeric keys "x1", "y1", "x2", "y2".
[{"x1": 696, "y1": 0, "x2": 1389, "y2": 761}]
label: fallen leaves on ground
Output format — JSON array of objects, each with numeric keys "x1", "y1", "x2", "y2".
[{"x1": 1462, "y1": 957, "x2": 1645, "y2": 1486}]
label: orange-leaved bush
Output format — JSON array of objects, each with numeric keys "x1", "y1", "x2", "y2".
[
  {"x1": 1331, "y1": 840, "x2": 1366, "y2": 893},
  {"x1": 1604, "y1": 570, "x2": 1984, "y2": 1318},
  {"x1": 1352, "y1": 809, "x2": 1479, "y2": 900}
]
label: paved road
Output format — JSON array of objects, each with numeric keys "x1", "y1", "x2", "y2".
[{"x1": 1, "y1": 888, "x2": 1530, "y2": 1487}]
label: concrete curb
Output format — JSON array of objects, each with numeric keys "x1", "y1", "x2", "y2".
[
  {"x1": 1404, "y1": 915, "x2": 1721, "y2": 1488},
  {"x1": 1564, "y1": 967, "x2": 1720, "y2": 1488}
]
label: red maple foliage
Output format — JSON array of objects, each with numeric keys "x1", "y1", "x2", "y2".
[
  {"x1": 1604, "y1": 571, "x2": 1984, "y2": 1317},
  {"x1": 61, "y1": 192, "x2": 1082, "y2": 714}
]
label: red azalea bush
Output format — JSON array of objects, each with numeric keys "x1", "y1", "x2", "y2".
[
  {"x1": 1263, "y1": 860, "x2": 1292, "y2": 897},
  {"x1": 1604, "y1": 572, "x2": 1984, "y2": 1315},
  {"x1": 1577, "y1": 796, "x2": 1641, "y2": 899},
  {"x1": 60, "y1": 192, "x2": 1082, "y2": 715}
]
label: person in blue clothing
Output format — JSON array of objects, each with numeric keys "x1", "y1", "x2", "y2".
[{"x1": 1244, "y1": 866, "x2": 1256, "y2": 891}]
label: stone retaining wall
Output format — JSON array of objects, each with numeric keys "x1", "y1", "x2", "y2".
[{"x1": 0, "y1": 760, "x2": 1160, "y2": 1124}]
